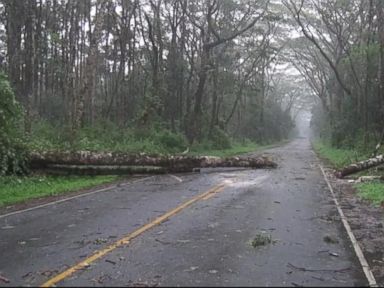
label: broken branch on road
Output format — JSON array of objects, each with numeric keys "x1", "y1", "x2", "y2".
[
  {"x1": 287, "y1": 263, "x2": 351, "y2": 273},
  {"x1": 0, "y1": 275, "x2": 10, "y2": 284}
]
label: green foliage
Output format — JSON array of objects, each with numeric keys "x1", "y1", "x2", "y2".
[
  {"x1": 154, "y1": 130, "x2": 187, "y2": 152},
  {"x1": 313, "y1": 41, "x2": 382, "y2": 151},
  {"x1": 311, "y1": 99, "x2": 381, "y2": 152},
  {"x1": 28, "y1": 120, "x2": 188, "y2": 155},
  {"x1": 29, "y1": 120, "x2": 70, "y2": 150},
  {"x1": 314, "y1": 139, "x2": 384, "y2": 206},
  {"x1": 188, "y1": 125, "x2": 232, "y2": 154},
  {"x1": 0, "y1": 73, "x2": 28, "y2": 175},
  {"x1": 356, "y1": 182, "x2": 384, "y2": 206},
  {"x1": 208, "y1": 126, "x2": 232, "y2": 150},
  {"x1": 313, "y1": 141, "x2": 367, "y2": 169},
  {"x1": 341, "y1": 43, "x2": 379, "y2": 72},
  {"x1": 251, "y1": 233, "x2": 274, "y2": 248},
  {"x1": 0, "y1": 175, "x2": 118, "y2": 207},
  {"x1": 232, "y1": 97, "x2": 294, "y2": 144},
  {"x1": 188, "y1": 139, "x2": 282, "y2": 157}
]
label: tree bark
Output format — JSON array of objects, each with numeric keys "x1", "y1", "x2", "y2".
[
  {"x1": 29, "y1": 151, "x2": 277, "y2": 174},
  {"x1": 38, "y1": 164, "x2": 167, "y2": 176},
  {"x1": 335, "y1": 155, "x2": 384, "y2": 178},
  {"x1": 5, "y1": 0, "x2": 24, "y2": 100},
  {"x1": 75, "y1": 0, "x2": 107, "y2": 131},
  {"x1": 356, "y1": 176, "x2": 384, "y2": 182},
  {"x1": 377, "y1": 0, "x2": 384, "y2": 145}
]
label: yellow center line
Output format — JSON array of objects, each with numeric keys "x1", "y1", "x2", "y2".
[
  {"x1": 202, "y1": 185, "x2": 226, "y2": 200},
  {"x1": 41, "y1": 182, "x2": 228, "y2": 287}
]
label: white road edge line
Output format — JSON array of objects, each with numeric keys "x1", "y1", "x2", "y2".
[
  {"x1": 0, "y1": 176, "x2": 155, "y2": 220},
  {"x1": 319, "y1": 165, "x2": 377, "y2": 287}
]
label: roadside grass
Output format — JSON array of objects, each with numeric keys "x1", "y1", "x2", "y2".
[
  {"x1": 0, "y1": 175, "x2": 118, "y2": 207},
  {"x1": 312, "y1": 141, "x2": 366, "y2": 169},
  {"x1": 355, "y1": 182, "x2": 384, "y2": 206},
  {"x1": 189, "y1": 140, "x2": 288, "y2": 157},
  {"x1": 189, "y1": 142, "x2": 262, "y2": 157},
  {"x1": 313, "y1": 140, "x2": 384, "y2": 205}
]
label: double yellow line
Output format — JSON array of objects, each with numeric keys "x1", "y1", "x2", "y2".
[{"x1": 41, "y1": 182, "x2": 227, "y2": 287}]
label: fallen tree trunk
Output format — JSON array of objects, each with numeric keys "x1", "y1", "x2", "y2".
[
  {"x1": 357, "y1": 176, "x2": 384, "y2": 182},
  {"x1": 335, "y1": 155, "x2": 384, "y2": 178},
  {"x1": 29, "y1": 151, "x2": 277, "y2": 174},
  {"x1": 39, "y1": 165, "x2": 168, "y2": 176}
]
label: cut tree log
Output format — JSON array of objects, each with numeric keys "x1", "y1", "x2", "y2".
[
  {"x1": 29, "y1": 151, "x2": 277, "y2": 175},
  {"x1": 39, "y1": 165, "x2": 168, "y2": 176},
  {"x1": 335, "y1": 155, "x2": 384, "y2": 178},
  {"x1": 357, "y1": 176, "x2": 384, "y2": 182}
]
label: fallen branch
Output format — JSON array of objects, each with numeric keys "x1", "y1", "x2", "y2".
[
  {"x1": 335, "y1": 155, "x2": 384, "y2": 178},
  {"x1": 356, "y1": 176, "x2": 384, "y2": 183},
  {"x1": 287, "y1": 263, "x2": 351, "y2": 273},
  {"x1": 0, "y1": 275, "x2": 10, "y2": 284},
  {"x1": 29, "y1": 151, "x2": 277, "y2": 174}
]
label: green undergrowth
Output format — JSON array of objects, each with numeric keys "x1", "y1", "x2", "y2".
[
  {"x1": 189, "y1": 140, "x2": 288, "y2": 157},
  {"x1": 28, "y1": 120, "x2": 188, "y2": 155},
  {"x1": 313, "y1": 140, "x2": 384, "y2": 205},
  {"x1": 0, "y1": 175, "x2": 118, "y2": 207},
  {"x1": 355, "y1": 182, "x2": 384, "y2": 206},
  {"x1": 312, "y1": 141, "x2": 367, "y2": 169},
  {"x1": 28, "y1": 119, "x2": 286, "y2": 157},
  {"x1": 189, "y1": 142, "x2": 262, "y2": 157}
]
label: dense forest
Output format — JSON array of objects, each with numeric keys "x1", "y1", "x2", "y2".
[
  {"x1": 289, "y1": 0, "x2": 384, "y2": 151},
  {"x1": 0, "y1": 0, "x2": 384, "y2": 175},
  {"x1": 1, "y1": 0, "x2": 294, "y2": 149}
]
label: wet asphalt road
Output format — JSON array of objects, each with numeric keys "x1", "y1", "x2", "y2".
[{"x1": 0, "y1": 138, "x2": 367, "y2": 287}]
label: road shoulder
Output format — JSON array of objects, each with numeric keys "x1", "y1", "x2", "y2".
[{"x1": 320, "y1": 164, "x2": 384, "y2": 285}]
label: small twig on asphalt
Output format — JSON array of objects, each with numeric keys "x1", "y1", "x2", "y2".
[
  {"x1": 311, "y1": 276, "x2": 325, "y2": 281},
  {"x1": 287, "y1": 263, "x2": 351, "y2": 273},
  {"x1": 155, "y1": 238, "x2": 171, "y2": 245},
  {"x1": 39, "y1": 270, "x2": 59, "y2": 277},
  {"x1": 22, "y1": 272, "x2": 33, "y2": 279},
  {"x1": 105, "y1": 259, "x2": 116, "y2": 265},
  {"x1": 0, "y1": 275, "x2": 10, "y2": 283}
]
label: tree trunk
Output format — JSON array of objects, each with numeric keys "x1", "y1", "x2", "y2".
[
  {"x1": 378, "y1": 0, "x2": 384, "y2": 125},
  {"x1": 187, "y1": 46, "x2": 210, "y2": 143},
  {"x1": 38, "y1": 164, "x2": 167, "y2": 176},
  {"x1": 24, "y1": 0, "x2": 36, "y2": 135},
  {"x1": 5, "y1": 0, "x2": 23, "y2": 101},
  {"x1": 29, "y1": 151, "x2": 277, "y2": 173},
  {"x1": 75, "y1": 0, "x2": 107, "y2": 131},
  {"x1": 335, "y1": 155, "x2": 384, "y2": 178}
]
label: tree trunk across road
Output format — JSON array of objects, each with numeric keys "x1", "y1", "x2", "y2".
[{"x1": 29, "y1": 151, "x2": 277, "y2": 174}]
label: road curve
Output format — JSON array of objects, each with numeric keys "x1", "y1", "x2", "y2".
[{"x1": 0, "y1": 138, "x2": 367, "y2": 287}]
